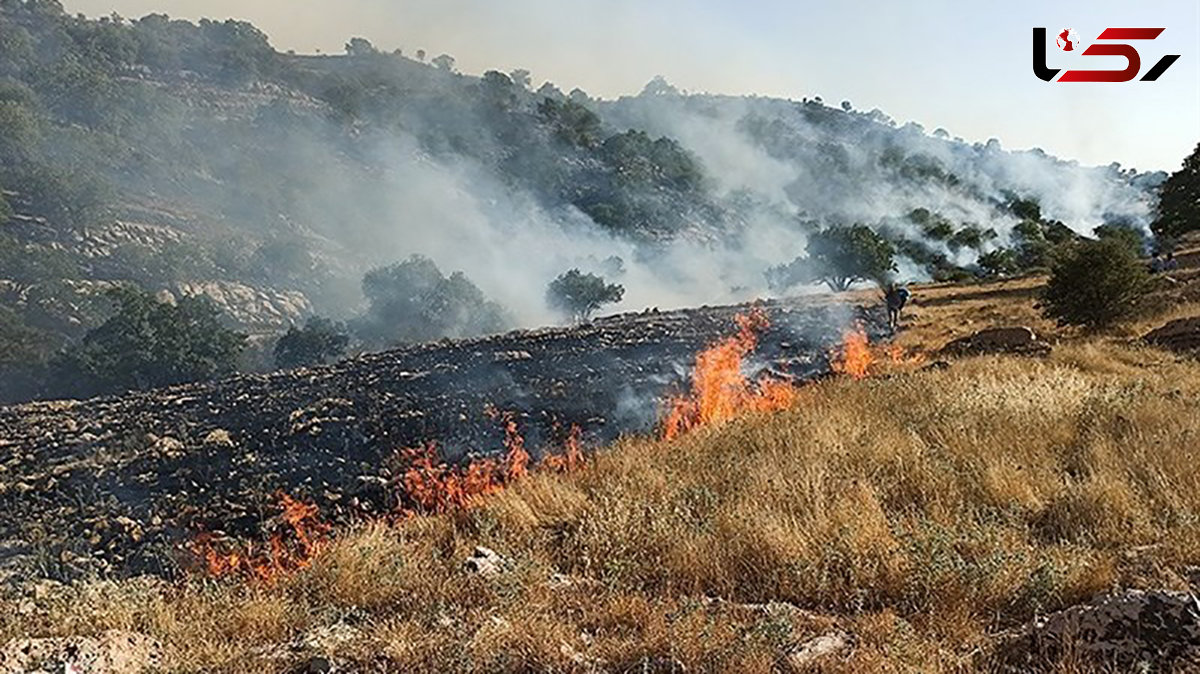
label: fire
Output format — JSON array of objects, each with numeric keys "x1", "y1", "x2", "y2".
[
  {"x1": 397, "y1": 412, "x2": 581, "y2": 514},
  {"x1": 831, "y1": 327, "x2": 874, "y2": 380},
  {"x1": 661, "y1": 309, "x2": 798, "y2": 440},
  {"x1": 543, "y1": 424, "x2": 584, "y2": 472},
  {"x1": 191, "y1": 491, "x2": 329, "y2": 582},
  {"x1": 831, "y1": 326, "x2": 926, "y2": 379}
]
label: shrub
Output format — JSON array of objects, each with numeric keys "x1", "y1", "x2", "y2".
[
  {"x1": 546, "y1": 269, "x2": 624, "y2": 321},
  {"x1": 1041, "y1": 238, "x2": 1150, "y2": 328},
  {"x1": 274, "y1": 316, "x2": 349, "y2": 370},
  {"x1": 49, "y1": 287, "x2": 245, "y2": 398}
]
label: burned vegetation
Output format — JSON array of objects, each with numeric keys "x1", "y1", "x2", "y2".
[{"x1": 0, "y1": 299, "x2": 886, "y2": 584}]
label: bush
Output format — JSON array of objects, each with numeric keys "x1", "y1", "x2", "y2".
[
  {"x1": 1041, "y1": 239, "x2": 1150, "y2": 328},
  {"x1": 274, "y1": 316, "x2": 349, "y2": 369},
  {"x1": 546, "y1": 269, "x2": 624, "y2": 321},
  {"x1": 804, "y1": 224, "x2": 897, "y2": 292},
  {"x1": 977, "y1": 248, "x2": 1020, "y2": 277},
  {"x1": 355, "y1": 256, "x2": 509, "y2": 346},
  {"x1": 49, "y1": 287, "x2": 245, "y2": 398}
]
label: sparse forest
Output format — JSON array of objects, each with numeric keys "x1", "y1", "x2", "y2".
[{"x1": 0, "y1": 0, "x2": 1184, "y2": 403}]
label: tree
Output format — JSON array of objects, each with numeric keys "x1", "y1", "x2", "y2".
[
  {"x1": 415, "y1": 49, "x2": 426, "y2": 61},
  {"x1": 344, "y1": 37, "x2": 377, "y2": 57},
  {"x1": 0, "y1": 189, "x2": 10, "y2": 225},
  {"x1": 546, "y1": 269, "x2": 624, "y2": 321},
  {"x1": 977, "y1": 248, "x2": 1020, "y2": 277},
  {"x1": 431, "y1": 54, "x2": 455, "y2": 71},
  {"x1": 1093, "y1": 223, "x2": 1145, "y2": 256},
  {"x1": 509, "y1": 68, "x2": 531, "y2": 89},
  {"x1": 355, "y1": 255, "x2": 509, "y2": 345},
  {"x1": 1152, "y1": 141, "x2": 1200, "y2": 239},
  {"x1": 50, "y1": 287, "x2": 245, "y2": 398},
  {"x1": 1041, "y1": 238, "x2": 1150, "y2": 329},
  {"x1": 274, "y1": 316, "x2": 349, "y2": 370},
  {"x1": 804, "y1": 225, "x2": 897, "y2": 292}
]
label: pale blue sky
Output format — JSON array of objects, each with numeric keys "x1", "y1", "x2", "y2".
[{"x1": 64, "y1": 0, "x2": 1200, "y2": 171}]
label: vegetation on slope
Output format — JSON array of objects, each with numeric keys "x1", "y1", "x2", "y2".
[{"x1": 5, "y1": 276, "x2": 1200, "y2": 671}]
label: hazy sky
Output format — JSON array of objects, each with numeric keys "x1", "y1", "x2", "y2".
[{"x1": 63, "y1": 0, "x2": 1200, "y2": 171}]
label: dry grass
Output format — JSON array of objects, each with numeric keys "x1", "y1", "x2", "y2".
[{"x1": 5, "y1": 281, "x2": 1200, "y2": 673}]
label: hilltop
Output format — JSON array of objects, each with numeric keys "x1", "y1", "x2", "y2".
[{"x1": 0, "y1": 1, "x2": 1169, "y2": 404}]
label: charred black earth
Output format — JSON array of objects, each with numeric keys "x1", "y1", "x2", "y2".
[{"x1": 0, "y1": 298, "x2": 885, "y2": 582}]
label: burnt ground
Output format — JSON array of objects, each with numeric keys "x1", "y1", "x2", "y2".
[{"x1": 0, "y1": 298, "x2": 886, "y2": 583}]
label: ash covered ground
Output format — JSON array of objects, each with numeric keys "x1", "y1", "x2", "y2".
[{"x1": 0, "y1": 298, "x2": 885, "y2": 583}]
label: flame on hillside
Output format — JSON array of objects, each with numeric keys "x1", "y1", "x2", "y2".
[
  {"x1": 397, "y1": 412, "x2": 583, "y2": 514},
  {"x1": 190, "y1": 492, "x2": 329, "y2": 583},
  {"x1": 661, "y1": 309, "x2": 798, "y2": 440},
  {"x1": 831, "y1": 324, "x2": 926, "y2": 379}
]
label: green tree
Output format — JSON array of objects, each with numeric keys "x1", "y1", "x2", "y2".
[
  {"x1": 344, "y1": 37, "x2": 377, "y2": 57},
  {"x1": 804, "y1": 225, "x2": 897, "y2": 292},
  {"x1": 431, "y1": 54, "x2": 455, "y2": 71},
  {"x1": 356, "y1": 256, "x2": 509, "y2": 345},
  {"x1": 1093, "y1": 223, "x2": 1145, "y2": 256},
  {"x1": 977, "y1": 248, "x2": 1020, "y2": 277},
  {"x1": 546, "y1": 269, "x2": 625, "y2": 321},
  {"x1": 1151, "y1": 141, "x2": 1200, "y2": 239},
  {"x1": 1041, "y1": 238, "x2": 1150, "y2": 329},
  {"x1": 50, "y1": 287, "x2": 245, "y2": 397},
  {"x1": 273, "y1": 316, "x2": 349, "y2": 370}
]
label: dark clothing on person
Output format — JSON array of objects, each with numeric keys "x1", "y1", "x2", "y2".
[{"x1": 885, "y1": 286, "x2": 910, "y2": 330}]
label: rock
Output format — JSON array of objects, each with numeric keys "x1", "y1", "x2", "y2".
[
  {"x1": 940, "y1": 326, "x2": 1051, "y2": 357},
  {"x1": 0, "y1": 630, "x2": 161, "y2": 674},
  {"x1": 1144, "y1": 316, "x2": 1200, "y2": 353},
  {"x1": 202, "y1": 428, "x2": 233, "y2": 447},
  {"x1": 990, "y1": 589, "x2": 1200, "y2": 671},
  {"x1": 463, "y1": 546, "x2": 509, "y2": 577},
  {"x1": 781, "y1": 631, "x2": 852, "y2": 671}
]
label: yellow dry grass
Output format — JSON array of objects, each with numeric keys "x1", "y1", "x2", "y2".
[{"x1": 4, "y1": 281, "x2": 1200, "y2": 673}]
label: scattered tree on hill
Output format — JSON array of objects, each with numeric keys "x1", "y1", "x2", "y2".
[
  {"x1": 1152, "y1": 141, "x2": 1200, "y2": 239},
  {"x1": 50, "y1": 287, "x2": 245, "y2": 397},
  {"x1": 977, "y1": 248, "x2": 1020, "y2": 277},
  {"x1": 546, "y1": 269, "x2": 624, "y2": 322},
  {"x1": 431, "y1": 54, "x2": 455, "y2": 71},
  {"x1": 803, "y1": 225, "x2": 897, "y2": 292},
  {"x1": 355, "y1": 255, "x2": 509, "y2": 345},
  {"x1": 1041, "y1": 238, "x2": 1150, "y2": 329},
  {"x1": 344, "y1": 37, "x2": 377, "y2": 57},
  {"x1": 274, "y1": 316, "x2": 349, "y2": 370},
  {"x1": 1093, "y1": 223, "x2": 1145, "y2": 256}
]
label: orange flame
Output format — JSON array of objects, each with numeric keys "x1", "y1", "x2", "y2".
[
  {"x1": 661, "y1": 309, "x2": 798, "y2": 440},
  {"x1": 191, "y1": 491, "x2": 329, "y2": 582},
  {"x1": 397, "y1": 412, "x2": 579, "y2": 514},
  {"x1": 832, "y1": 327, "x2": 874, "y2": 380}
]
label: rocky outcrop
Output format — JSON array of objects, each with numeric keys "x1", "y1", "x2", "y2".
[
  {"x1": 1144, "y1": 316, "x2": 1200, "y2": 353},
  {"x1": 167, "y1": 281, "x2": 312, "y2": 332},
  {"x1": 940, "y1": 326, "x2": 1052, "y2": 357},
  {"x1": 0, "y1": 631, "x2": 161, "y2": 674},
  {"x1": 990, "y1": 589, "x2": 1200, "y2": 671}
]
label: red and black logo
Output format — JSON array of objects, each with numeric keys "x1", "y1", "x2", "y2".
[{"x1": 1033, "y1": 27, "x2": 1180, "y2": 82}]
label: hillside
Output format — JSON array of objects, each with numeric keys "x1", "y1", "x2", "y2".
[
  {"x1": 0, "y1": 2, "x2": 1171, "y2": 404},
  {"x1": 3, "y1": 267, "x2": 1200, "y2": 672}
]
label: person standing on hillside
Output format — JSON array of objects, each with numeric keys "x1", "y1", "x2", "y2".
[{"x1": 884, "y1": 283, "x2": 911, "y2": 331}]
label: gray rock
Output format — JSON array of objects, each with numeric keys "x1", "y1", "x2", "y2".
[
  {"x1": 991, "y1": 589, "x2": 1200, "y2": 671},
  {"x1": 463, "y1": 546, "x2": 510, "y2": 577},
  {"x1": 940, "y1": 326, "x2": 1052, "y2": 357},
  {"x1": 1144, "y1": 316, "x2": 1200, "y2": 353}
]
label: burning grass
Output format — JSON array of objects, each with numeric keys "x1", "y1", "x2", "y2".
[{"x1": 10, "y1": 335, "x2": 1200, "y2": 672}]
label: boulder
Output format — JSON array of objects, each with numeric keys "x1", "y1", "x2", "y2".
[
  {"x1": 781, "y1": 631, "x2": 853, "y2": 671},
  {"x1": 990, "y1": 589, "x2": 1200, "y2": 671},
  {"x1": 0, "y1": 630, "x2": 161, "y2": 674},
  {"x1": 1144, "y1": 316, "x2": 1200, "y2": 353},
  {"x1": 940, "y1": 326, "x2": 1051, "y2": 357},
  {"x1": 463, "y1": 546, "x2": 510, "y2": 577}
]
